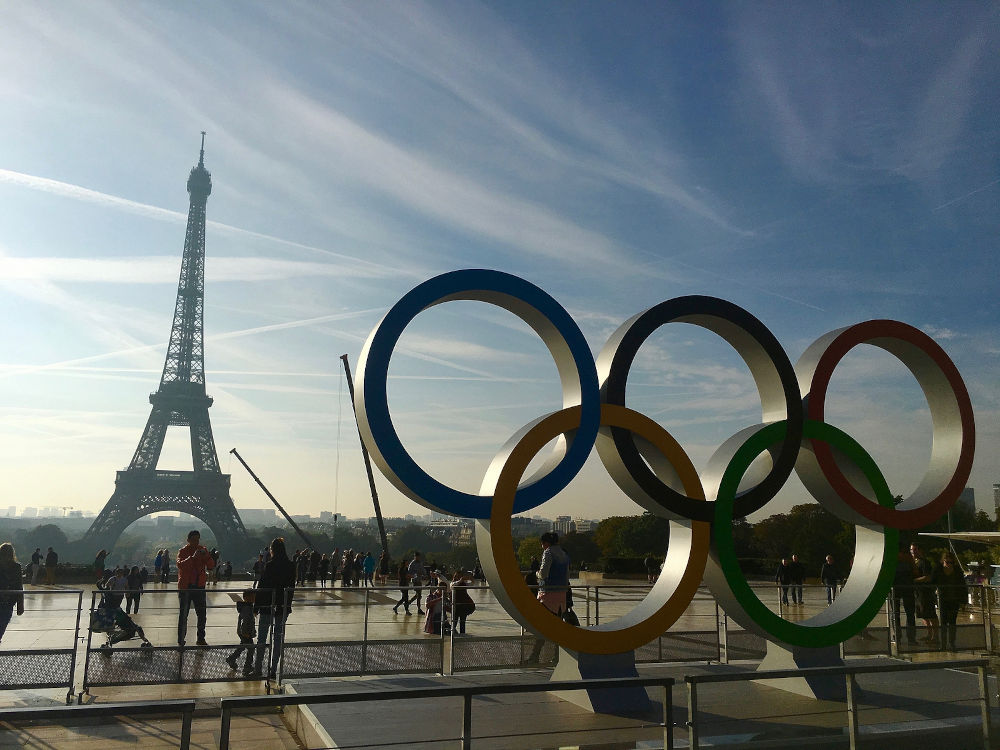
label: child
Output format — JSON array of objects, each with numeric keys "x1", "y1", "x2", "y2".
[
  {"x1": 226, "y1": 589, "x2": 256, "y2": 674},
  {"x1": 423, "y1": 583, "x2": 451, "y2": 635}
]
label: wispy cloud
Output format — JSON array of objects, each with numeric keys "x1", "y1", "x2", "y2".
[{"x1": 0, "y1": 168, "x2": 409, "y2": 276}]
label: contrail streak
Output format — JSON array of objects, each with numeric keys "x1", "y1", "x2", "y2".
[
  {"x1": 933, "y1": 178, "x2": 1000, "y2": 211},
  {"x1": 0, "y1": 167, "x2": 414, "y2": 276}
]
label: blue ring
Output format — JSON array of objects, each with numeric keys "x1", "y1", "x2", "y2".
[{"x1": 357, "y1": 269, "x2": 600, "y2": 518}]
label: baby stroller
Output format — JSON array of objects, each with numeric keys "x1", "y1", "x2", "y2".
[{"x1": 91, "y1": 579, "x2": 152, "y2": 652}]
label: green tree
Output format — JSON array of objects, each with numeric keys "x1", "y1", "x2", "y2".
[
  {"x1": 615, "y1": 513, "x2": 670, "y2": 558},
  {"x1": 14, "y1": 524, "x2": 69, "y2": 554},
  {"x1": 559, "y1": 532, "x2": 601, "y2": 568},
  {"x1": 593, "y1": 516, "x2": 630, "y2": 557},
  {"x1": 517, "y1": 536, "x2": 541, "y2": 568}
]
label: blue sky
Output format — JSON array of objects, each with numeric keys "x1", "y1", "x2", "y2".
[{"x1": 0, "y1": 2, "x2": 996, "y2": 527}]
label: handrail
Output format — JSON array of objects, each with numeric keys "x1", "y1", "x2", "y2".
[
  {"x1": 219, "y1": 675, "x2": 676, "y2": 750},
  {"x1": 685, "y1": 657, "x2": 991, "y2": 750},
  {"x1": 685, "y1": 656, "x2": 988, "y2": 684},
  {"x1": 0, "y1": 698, "x2": 196, "y2": 749}
]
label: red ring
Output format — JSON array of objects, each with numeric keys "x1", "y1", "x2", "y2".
[{"x1": 804, "y1": 320, "x2": 975, "y2": 529}]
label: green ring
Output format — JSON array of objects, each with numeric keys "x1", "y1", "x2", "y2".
[{"x1": 713, "y1": 420, "x2": 898, "y2": 648}]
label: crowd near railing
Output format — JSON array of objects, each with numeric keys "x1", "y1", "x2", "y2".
[{"x1": 0, "y1": 582, "x2": 997, "y2": 702}]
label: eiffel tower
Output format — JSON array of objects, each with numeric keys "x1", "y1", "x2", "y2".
[{"x1": 80, "y1": 135, "x2": 248, "y2": 556}]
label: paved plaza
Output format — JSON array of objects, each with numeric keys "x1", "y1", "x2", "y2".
[{"x1": 0, "y1": 579, "x2": 996, "y2": 748}]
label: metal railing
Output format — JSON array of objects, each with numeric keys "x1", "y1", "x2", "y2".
[
  {"x1": 1, "y1": 582, "x2": 994, "y2": 702},
  {"x1": 685, "y1": 657, "x2": 992, "y2": 750},
  {"x1": 0, "y1": 589, "x2": 83, "y2": 704},
  {"x1": 219, "y1": 675, "x2": 676, "y2": 750},
  {"x1": 0, "y1": 698, "x2": 195, "y2": 749}
]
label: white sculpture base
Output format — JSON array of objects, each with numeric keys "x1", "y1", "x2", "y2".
[
  {"x1": 755, "y1": 641, "x2": 845, "y2": 700},
  {"x1": 549, "y1": 648, "x2": 654, "y2": 715}
]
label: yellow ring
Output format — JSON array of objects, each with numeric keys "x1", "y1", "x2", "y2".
[{"x1": 482, "y1": 403, "x2": 710, "y2": 654}]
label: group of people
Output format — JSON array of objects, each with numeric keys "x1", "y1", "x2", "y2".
[
  {"x1": 892, "y1": 543, "x2": 968, "y2": 650},
  {"x1": 172, "y1": 530, "x2": 297, "y2": 678},
  {"x1": 26, "y1": 547, "x2": 59, "y2": 585},
  {"x1": 774, "y1": 553, "x2": 842, "y2": 605}
]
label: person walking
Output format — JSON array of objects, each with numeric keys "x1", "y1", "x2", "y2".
[
  {"x1": 393, "y1": 559, "x2": 412, "y2": 615},
  {"x1": 176, "y1": 530, "x2": 215, "y2": 647},
  {"x1": 318, "y1": 554, "x2": 330, "y2": 587},
  {"x1": 378, "y1": 550, "x2": 390, "y2": 586},
  {"x1": 0, "y1": 543, "x2": 25, "y2": 644},
  {"x1": 161, "y1": 549, "x2": 171, "y2": 584},
  {"x1": 125, "y1": 565, "x2": 143, "y2": 614},
  {"x1": 451, "y1": 570, "x2": 476, "y2": 635},
  {"x1": 407, "y1": 552, "x2": 425, "y2": 615},
  {"x1": 934, "y1": 551, "x2": 967, "y2": 651},
  {"x1": 820, "y1": 555, "x2": 840, "y2": 604},
  {"x1": 252, "y1": 537, "x2": 296, "y2": 679},
  {"x1": 30, "y1": 548, "x2": 42, "y2": 585},
  {"x1": 44, "y1": 547, "x2": 58, "y2": 585},
  {"x1": 362, "y1": 552, "x2": 376, "y2": 587},
  {"x1": 911, "y1": 543, "x2": 939, "y2": 644},
  {"x1": 775, "y1": 558, "x2": 794, "y2": 605},
  {"x1": 252, "y1": 554, "x2": 265, "y2": 588},
  {"x1": 154, "y1": 550, "x2": 163, "y2": 582},
  {"x1": 226, "y1": 589, "x2": 257, "y2": 675},
  {"x1": 789, "y1": 554, "x2": 805, "y2": 605}
]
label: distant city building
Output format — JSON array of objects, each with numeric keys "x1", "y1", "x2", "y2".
[
  {"x1": 993, "y1": 483, "x2": 1000, "y2": 513},
  {"x1": 290, "y1": 514, "x2": 311, "y2": 523},
  {"x1": 573, "y1": 518, "x2": 595, "y2": 533},
  {"x1": 553, "y1": 515, "x2": 575, "y2": 535},
  {"x1": 239, "y1": 508, "x2": 279, "y2": 526},
  {"x1": 4, "y1": 507, "x2": 13, "y2": 518},
  {"x1": 21, "y1": 507, "x2": 37, "y2": 518},
  {"x1": 67, "y1": 510, "x2": 83, "y2": 518},
  {"x1": 957, "y1": 487, "x2": 975, "y2": 515},
  {"x1": 320, "y1": 511, "x2": 334, "y2": 521}
]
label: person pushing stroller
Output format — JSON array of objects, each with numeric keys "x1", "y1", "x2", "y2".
[{"x1": 93, "y1": 575, "x2": 151, "y2": 651}]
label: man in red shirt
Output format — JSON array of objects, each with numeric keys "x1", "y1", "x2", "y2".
[{"x1": 177, "y1": 530, "x2": 215, "y2": 646}]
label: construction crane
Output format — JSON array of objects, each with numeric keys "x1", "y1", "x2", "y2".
[
  {"x1": 340, "y1": 354, "x2": 388, "y2": 556},
  {"x1": 229, "y1": 448, "x2": 316, "y2": 551}
]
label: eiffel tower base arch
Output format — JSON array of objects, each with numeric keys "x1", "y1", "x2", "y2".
[{"x1": 73, "y1": 470, "x2": 249, "y2": 563}]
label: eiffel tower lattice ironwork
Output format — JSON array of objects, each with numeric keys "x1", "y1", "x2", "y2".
[{"x1": 81, "y1": 136, "x2": 248, "y2": 554}]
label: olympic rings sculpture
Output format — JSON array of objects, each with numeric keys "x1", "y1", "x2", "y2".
[{"x1": 355, "y1": 269, "x2": 975, "y2": 653}]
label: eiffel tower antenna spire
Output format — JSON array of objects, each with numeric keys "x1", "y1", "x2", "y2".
[{"x1": 79, "y1": 138, "x2": 248, "y2": 559}]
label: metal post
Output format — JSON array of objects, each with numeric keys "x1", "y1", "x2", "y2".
[
  {"x1": 67, "y1": 590, "x2": 83, "y2": 704},
  {"x1": 936, "y1": 587, "x2": 944, "y2": 650},
  {"x1": 462, "y1": 691, "x2": 473, "y2": 750},
  {"x1": 716, "y1": 602, "x2": 727, "y2": 663},
  {"x1": 687, "y1": 680, "x2": 699, "y2": 750},
  {"x1": 276, "y1": 589, "x2": 290, "y2": 688},
  {"x1": 846, "y1": 672, "x2": 859, "y2": 750},
  {"x1": 361, "y1": 587, "x2": 369, "y2": 675},
  {"x1": 983, "y1": 585, "x2": 993, "y2": 653},
  {"x1": 180, "y1": 704, "x2": 193, "y2": 750},
  {"x1": 585, "y1": 585, "x2": 591, "y2": 626},
  {"x1": 79, "y1": 590, "x2": 98, "y2": 703},
  {"x1": 220, "y1": 704, "x2": 232, "y2": 750},
  {"x1": 662, "y1": 682, "x2": 674, "y2": 750},
  {"x1": 978, "y1": 665, "x2": 992, "y2": 749},
  {"x1": 595, "y1": 587, "x2": 600, "y2": 626},
  {"x1": 448, "y1": 596, "x2": 455, "y2": 676}
]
